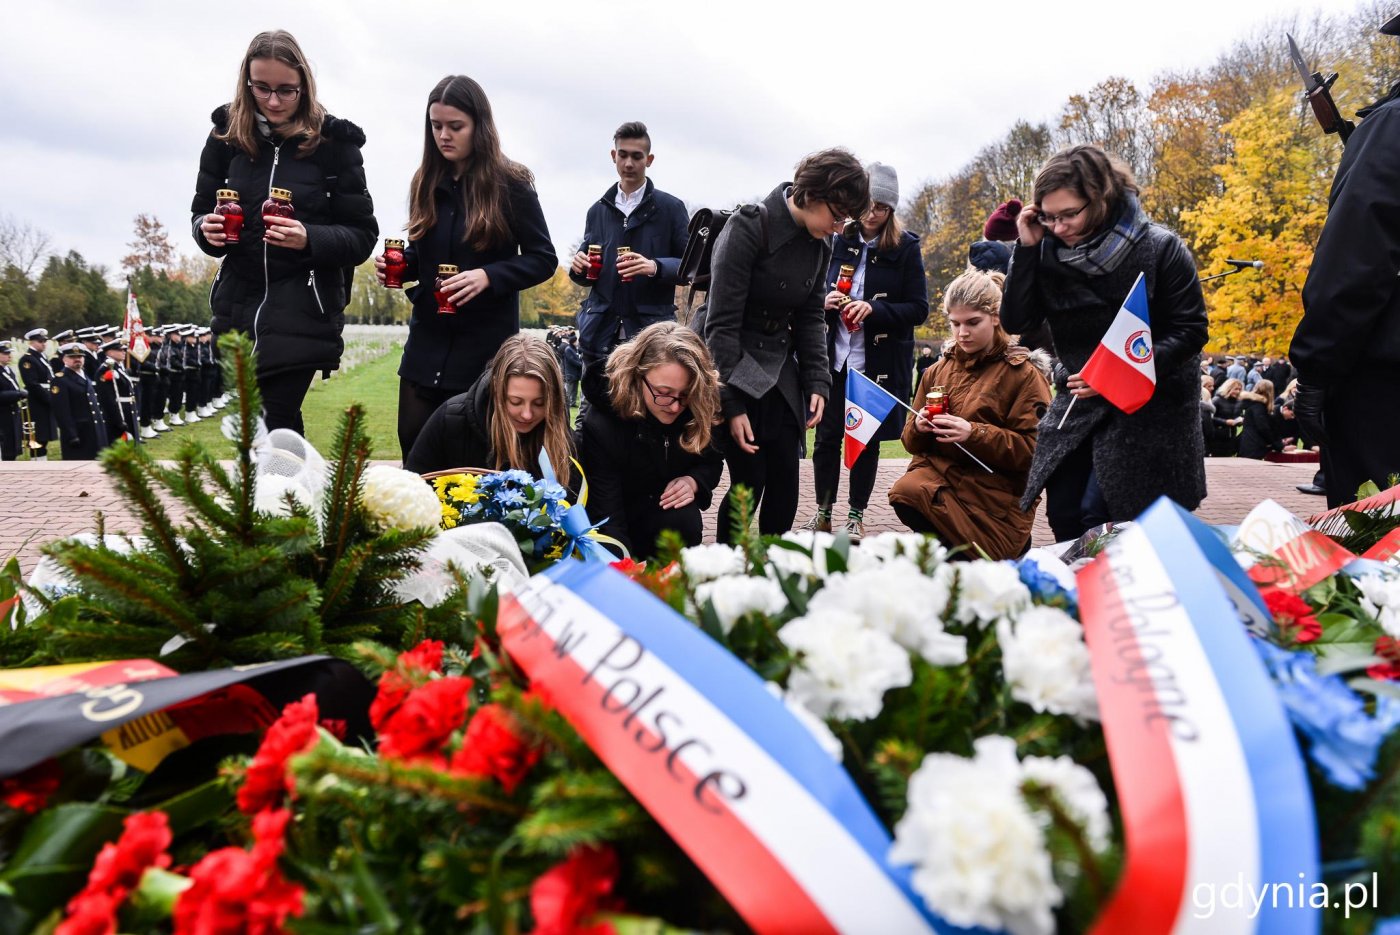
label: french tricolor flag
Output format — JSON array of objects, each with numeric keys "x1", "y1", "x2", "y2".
[
  {"x1": 1080, "y1": 271, "x2": 1155, "y2": 414},
  {"x1": 843, "y1": 369, "x2": 898, "y2": 469}
]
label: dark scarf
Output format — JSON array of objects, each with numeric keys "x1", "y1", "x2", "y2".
[{"x1": 1054, "y1": 192, "x2": 1150, "y2": 277}]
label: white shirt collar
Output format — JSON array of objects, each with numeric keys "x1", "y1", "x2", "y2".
[{"x1": 615, "y1": 183, "x2": 646, "y2": 217}]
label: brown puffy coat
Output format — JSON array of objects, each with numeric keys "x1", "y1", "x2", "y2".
[{"x1": 888, "y1": 340, "x2": 1051, "y2": 559}]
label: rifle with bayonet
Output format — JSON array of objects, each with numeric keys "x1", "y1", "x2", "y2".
[{"x1": 1287, "y1": 33, "x2": 1355, "y2": 144}]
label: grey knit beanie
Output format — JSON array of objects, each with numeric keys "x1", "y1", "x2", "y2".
[{"x1": 868, "y1": 162, "x2": 899, "y2": 208}]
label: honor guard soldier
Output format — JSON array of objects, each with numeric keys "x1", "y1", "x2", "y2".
[
  {"x1": 179, "y1": 326, "x2": 203, "y2": 422},
  {"x1": 137, "y1": 328, "x2": 164, "y2": 438},
  {"x1": 49, "y1": 329, "x2": 74, "y2": 378},
  {"x1": 52, "y1": 343, "x2": 109, "y2": 460},
  {"x1": 150, "y1": 326, "x2": 173, "y2": 432},
  {"x1": 97, "y1": 338, "x2": 139, "y2": 443},
  {"x1": 76, "y1": 328, "x2": 103, "y2": 380},
  {"x1": 0, "y1": 342, "x2": 27, "y2": 461},
  {"x1": 165, "y1": 326, "x2": 188, "y2": 426},
  {"x1": 18, "y1": 328, "x2": 55, "y2": 460},
  {"x1": 197, "y1": 328, "x2": 220, "y2": 416}
]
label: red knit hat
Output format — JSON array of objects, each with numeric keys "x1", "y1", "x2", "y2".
[{"x1": 983, "y1": 199, "x2": 1023, "y2": 242}]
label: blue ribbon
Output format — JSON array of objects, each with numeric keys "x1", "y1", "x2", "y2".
[{"x1": 537, "y1": 449, "x2": 625, "y2": 562}]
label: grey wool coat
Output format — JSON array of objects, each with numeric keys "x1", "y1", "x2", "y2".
[
  {"x1": 695, "y1": 183, "x2": 833, "y2": 422},
  {"x1": 1000, "y1": 224, "x2": 1209, "y2": 520}
]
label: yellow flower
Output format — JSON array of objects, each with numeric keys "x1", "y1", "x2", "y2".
[{"x1": 544, "y1": 544, "x2": 564, "y2": 561}]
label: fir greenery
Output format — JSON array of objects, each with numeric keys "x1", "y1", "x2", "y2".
[{"x1": 0, "y1": 332, "x2": 466, "y2": 672}]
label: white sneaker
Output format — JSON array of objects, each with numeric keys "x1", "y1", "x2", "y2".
[
  {"x1": 168, "y1": 414, "x2": 185, "y2": 426},
  {"x1": 185, "y1": 411, "x2": 202, "y2": 424},
  {"x1": 153, "y1": 419, "x2": 171, "y2": 432},
  {"x1": 140, "y1": 426, "x2": 158, "y2": 439},
  {"x1": 212, "y1": 397, "x2": 227, "y2": 410}
]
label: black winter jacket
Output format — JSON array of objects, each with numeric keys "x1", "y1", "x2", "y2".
[
  {"x1": 825, "y1": 228, "x2": 929, "y2": 443},
  {"x1": 576, "y1": 369, "x2": 724, "y2": 555},
  {"x1": 568, "y1": 179, "x2": 690, "y2": 363},
  {"x1": 191, "y1": 106, "x2": 378, "y2": 378},
  {"x1": 397, "y1": 177, "x2": 556, "y2": 392},
  {"x1": 1237, "y1": 398, "x2": 1283, "y2": 459}
]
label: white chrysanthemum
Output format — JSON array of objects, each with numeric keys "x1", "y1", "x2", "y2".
[
  {"x1": 764, "y1": 682, "x2": 843, "y2": 762},
  {"x1": 997, "y1": 607, "x2": 1100, "y2": 721},
  {"x1": 856, "y1": 531, "x2": 949, "y2": 571},
  {"x1": 1020, "y1": 754, "x2": 1112, "y2": 852},
  {"x1": 889, "y1": 736, "x2": 1061, "y2": 935},
  {"x1": 955, "y1": 561, "x2": 1032, "y2": 628},
  {"x1": 360, "y1": 465, "x2": 442, "y2": 532},
  {"x1": 680, "y1": 543, "x2": 747, "y2": 584},
  {"x1": 766, "y1": 530, "x2": 839, "y2": 579},
  {"x1": 809, "y1": 560, "x2": 964, "y2": 666},
  {"x1": 695, "y1": 575, "x2": 789, "y2": 633},
  {"x1": 1354, "y1": 571, "x2": 1400, "y2": 638},
  {"x1": 779, "y1": 608, "x2": 912, "y2": 721}
]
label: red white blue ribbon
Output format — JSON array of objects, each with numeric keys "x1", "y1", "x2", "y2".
[
  {"x1": 1079, "y1": 498, "x2": 1318, "y2": 934},
  {"x1": 497, "y1": 561, "x2": 942, "y2": 934}
]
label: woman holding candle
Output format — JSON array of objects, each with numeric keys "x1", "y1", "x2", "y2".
[
  {"x1": 577, "y1": 322, "x2": 724, "y2": 559},
  {"x1": 889, "y1": 269, "x2": 1051, "y2": 559},
  {"x1": 376, "y1": 75, "x2": 557, "y2": 460},
  {"x1": 405, "y1": 334, "x2": 573, "y2": 488},
  {"x1": 192, "y1": 30, "x2": 378, "y2": 434},
  {"x1": 1000, "y1": 144, "x2": 1208, "y2": 541},
  {"x1": 801, "y1": 162, "x2": 928, "y2": 540}
]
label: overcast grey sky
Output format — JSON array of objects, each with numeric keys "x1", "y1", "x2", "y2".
[{"x1": 0, "y1": 0, "x2": 1369, "y2": 279}]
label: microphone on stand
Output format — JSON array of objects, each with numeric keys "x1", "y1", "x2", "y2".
[{"x1": 1225, "y1": 259, "x2": 1265, "y2": 269}]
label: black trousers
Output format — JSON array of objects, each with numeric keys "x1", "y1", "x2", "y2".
[
  {"x1": 259, "y1": 368, "x2": 316, "y2": 435},
  {"x1": 1, "y1": 414, "x2": 18, "y2": 461},
  {"x1": 166, "y1": 370, "x2": 183, "y2": 415},
  {"x1": 719, "y1": 390, "x2": 802, "y2": 543},
  {"x1": 398, "y1": 380, "x2": 457, "y2": 462},
  {"x1": 812, "y1": 365, "x2": 882, "y2": 512},
  {"x1": 1322, "y1": 366, "x2": 1400, "y2": 508},
  {"x1": 1043, "y1": 440, "x2": 1112, "y2": 542},
  {"x1": 624, "y1": 501, "x2": 705, "y2": 559}
]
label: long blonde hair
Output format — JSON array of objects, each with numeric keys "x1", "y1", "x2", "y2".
[
  {"x1": 487, "y1": 334, "x2": 572, "y2": 487},
  {"x1": 606, "y1": 322, "x2": 722, "y2": 455},
  {"x1": 217, "y1": 31, "x2": 325, "y2": 159}
]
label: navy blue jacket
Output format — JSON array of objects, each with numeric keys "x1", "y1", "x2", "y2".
[
  {"x1": 398, "y1": 176, "x2": 557, "y2": 392},
  {"x1": 825, "y1": 228, "x2": 928, "y2": 440},
  {"x1": 568, "y1": 179, "x2": 689, "y2": 363}
]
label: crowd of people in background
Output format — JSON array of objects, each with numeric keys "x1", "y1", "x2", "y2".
[{"x1": 8, "y1": 21, "x2": 1395, "y2": 560}]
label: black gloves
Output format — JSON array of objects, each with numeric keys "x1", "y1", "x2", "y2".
[{"x1": 1292, "y1": 382, "x2": 1328, "y2": 448}]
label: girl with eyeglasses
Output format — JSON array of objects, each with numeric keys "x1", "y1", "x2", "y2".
[
  {"x1": 575, "y1": 321, "x2": 724, "y2": 558},
  {"x1": 1000, "y1": 143, "x2": 1208, "y2": 541},
  {"x1": 801, "y1": 162, "x2": 929, "y2": 541},
  {"x1": 376, "y1": 75, "x2": 557, "y2": 461},
  {"x1": 405, "y1": 333, "x2": 573, "y2": 489},
  {"x1": 192, "y1": 30, "x2": 378, "y2": 434},
  {"x1": 695, "y1": 148, "x2": 870, "y2": 541}
]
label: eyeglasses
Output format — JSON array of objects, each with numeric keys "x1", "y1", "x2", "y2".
[
  {"x1": 866, "y1": 203, "x2": 892, "y2": 215},
  {"x1": 1037, "y1": 204, "x2": 1088, "y2": 227},
  {"x1": 247, "y1": 81, "x2": 302, "y2": 102},
  {"x1": 643, "y1": 379, "x2": 688, "y2": 408}
]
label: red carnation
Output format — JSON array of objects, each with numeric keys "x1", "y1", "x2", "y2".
[
  {"x1": 57, "y1": 811, "x2": 173, "y2": 935},
  {"x1": 609, "y1": 557, "x2": 646, "y2": 577},
  {"x1": 370, "y1": 639, "x2": 446, "y2": 732},
  {"x1": 1369, "y1": 637, "x2": 1400, "y2": 681},
  {"x1": 529, "y1": 845, "x2": 620, "y2": 935},
  {"x1": 378, "y1": 676, "x2": 472, "y2": 764},
  {"x1": 1264, "y1": 590, "x2": 1321, "y2": 643},
  {"x1": 237, "y1": 694, "x2": 320, "y2": 816},
  {"x1": 173, "y1": 808, "x2": 303, "y2": 935},
  {"x1": 449, "y1": 703, "x2": 541, "y2": 793},
  {"x1": 1, "y1": 758, "x2": 62, "y2": 814}
]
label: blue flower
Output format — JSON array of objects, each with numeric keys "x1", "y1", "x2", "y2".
[
  {"x1": 1017, "y1": 558, "x2": 1079, "y2": 615},
  {"x1": 1255, "y1": 639, "x2": 1400, "y2": 791},
  {"x1": 495, "y1": 487, "x2": 526, "y2": 509},
  {"x1": 500, "y1": 469, "x2": 535, "y2": 487},
  {"x1": 540, "y1": 482, "x2": 568, "y2": 504}
]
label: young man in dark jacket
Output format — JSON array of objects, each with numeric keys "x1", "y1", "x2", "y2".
[{"x1": 567, "y1": 122, "x2": 689, "y2": 381}]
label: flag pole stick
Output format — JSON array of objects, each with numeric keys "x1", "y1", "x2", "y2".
[
  {"x1": 1056, "y1": 394, "x2": 1078, "y2": 430},
  {"x1": 884, "y1": 395, "x2": 995, "y2": 475}
]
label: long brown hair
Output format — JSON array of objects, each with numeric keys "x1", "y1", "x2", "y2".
[
  {"x1": 487, "y1": 334, "x2": 572, "y2": 487},
  {"x1": 842, "y1": 209, "x2": 905, "y2": 254},
  {"x1": 606, "y1": 322, "x2": 722, "y2": 455},
  {"x1": 216, "y1": 31, "x2": 325, "y2": 159},
  {"x1": 1032, "y1": 144, "x2": 1139, "y2": 237},
  {"x1": 407, "y1": 75, "x2": 535, "y2": 249}
]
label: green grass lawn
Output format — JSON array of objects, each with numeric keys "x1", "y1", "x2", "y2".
[{"x1": 33, "y1": 344, "x2": 909, "y2": 463}]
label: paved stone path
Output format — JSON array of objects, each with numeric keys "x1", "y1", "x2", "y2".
[{"x1": 1, "y1": 457, "x2": 1325, "y2": 576}]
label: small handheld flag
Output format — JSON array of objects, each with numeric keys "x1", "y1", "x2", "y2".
[
  {"x1": 1078, "y1": 271, "x2": 1155, "y2": 415},
  {"x1": 843, "y1": 369, "x2": 898, "y2": 469}
]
